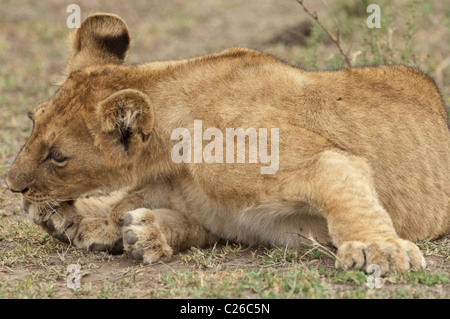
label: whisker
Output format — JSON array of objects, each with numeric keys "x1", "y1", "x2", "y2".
[
  {"x1": 54, "y1": 197, "x2": 79, "y2": 202},
  {"x1": 97, "y1": 182, "x2": 113, "y2": 194},
  {"x1": 44, "y1": 200, "x2": 74, "y2": 248},
  {"x1": 45, "y1": 201, "x2": 63, "y2": 220}
]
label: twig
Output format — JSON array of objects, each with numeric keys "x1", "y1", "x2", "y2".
[
  {"x1": 283, "y1": 231, "x2": 341, "y2": 264},
  {"x1": 296, "y1": 0, "x2": 352, "y2": 67}
]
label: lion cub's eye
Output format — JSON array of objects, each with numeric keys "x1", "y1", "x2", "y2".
[{"x1": 47, "y1": 148, "x2": 67, "y2": 166}]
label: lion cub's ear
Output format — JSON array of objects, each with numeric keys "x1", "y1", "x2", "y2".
[
  {"x1": 67, "y1": 13, "x2": 130, "y2": 74},
  {"x1": 95, "y1": 89, "x2": 154, "y2": 164}
]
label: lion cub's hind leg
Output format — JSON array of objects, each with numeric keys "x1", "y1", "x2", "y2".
[{"x1": 122, "y1": 208, "x2": 219, "y2": 264}]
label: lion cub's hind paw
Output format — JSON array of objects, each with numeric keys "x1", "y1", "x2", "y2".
[
  {"x1": 123, "y1": 208, "x2": 173, "y2": 264},
  {"x1": 336, "y1": 239, "x2": 426, "y2": 275}
]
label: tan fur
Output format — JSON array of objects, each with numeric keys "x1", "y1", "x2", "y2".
[{"x1": 7, "y1": 14, "x2": 450, "y2": 274}]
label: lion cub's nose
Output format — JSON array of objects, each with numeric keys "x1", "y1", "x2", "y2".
[
  {"x1": 5, "y1": 177, "x2": 29, "y2": 194},
  {"x1": 8, "y1": 185, "x2": 29, "y2": 194}
]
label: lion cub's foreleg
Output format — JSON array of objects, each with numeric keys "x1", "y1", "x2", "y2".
[
  {"x1": 26, "y1": 189, "x2": 218, "y2": 261},
  {"x1": 288, "y1": 149, "x2": 426, "y2": 274}
]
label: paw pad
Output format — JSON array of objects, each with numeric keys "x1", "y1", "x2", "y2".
[
  {"x1": 124, "y1": 230, "x2": 138, "y2": 244},
  {"x1": 122, "y1": 208, "x2": 173, "y2": 264}
]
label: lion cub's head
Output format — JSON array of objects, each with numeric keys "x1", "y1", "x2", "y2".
[{"x1": 6, "y1": 14, "x2": 154, "y2": 205}]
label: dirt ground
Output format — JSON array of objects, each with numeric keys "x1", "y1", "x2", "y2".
[{"x1": 0, "y1": 0, "x2": 449, "y2": 299}]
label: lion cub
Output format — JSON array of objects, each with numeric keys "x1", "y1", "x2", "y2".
[{"x1": 7, "y1": 14, "x2": 449, "y2": 274}]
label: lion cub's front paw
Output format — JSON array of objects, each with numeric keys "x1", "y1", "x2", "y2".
[
  {"x1": 22, "y1": 199, "x2": 72, "y2": 244},
  {"x1": 22, "y1": 198, "x2": 50, "y2": 226},
  {"x1": 122, "y1": 208, "x2": 173, "y2": 264},
  {"x1": 336, "y1": 238, "x2": 426, "y2": 274}
]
